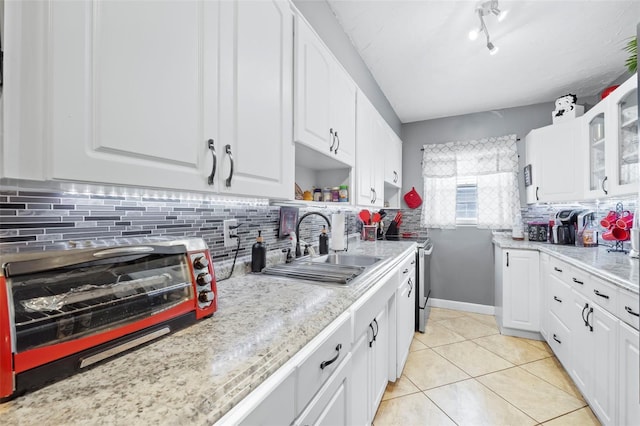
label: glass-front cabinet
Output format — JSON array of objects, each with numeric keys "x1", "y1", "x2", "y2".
[
  {"x1": 615, "y1": 85, "x2": 638, "y2": 190},
  {"x1": 587, "y1": 111, "x2": 607, "y2": 194},
  {"x1": 583, "y1": 74, "x2": 638, "y2": 198}
]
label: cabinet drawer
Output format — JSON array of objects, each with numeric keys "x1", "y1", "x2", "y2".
[
  {"x1": 296, "y1": 313, "x2": 351, "y2": 413},
  {"x1": 397, "y1": 254, "x2": 416, "y2": 282},
  {"x1": 587, "y1": 276, "x2": 618, "y2": 315},
  {"x1": 547, "y1": 311, "x2": 571, "y2": 367},
  {"x1": 618, "y1": 288, "x2": 640, "y2": 330},
  {"x1": 549, "y1": 257, "x2": 570, "y2": 282},
  {"x1": 548, "y1": 274, "x2": 572, "y2": 324}
]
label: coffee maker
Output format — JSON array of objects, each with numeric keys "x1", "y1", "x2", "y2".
[{"x1": 553, "y1": 209, "x2": 584, "y2": 245}]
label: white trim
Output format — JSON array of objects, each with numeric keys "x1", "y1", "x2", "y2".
[{"x1": 429, "y1": 298, "x2": 495, "y2": 315}]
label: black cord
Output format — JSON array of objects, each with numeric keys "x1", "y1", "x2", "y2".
[{"x1": 218, "y1": 234, "x2": 241, "y2": 282}]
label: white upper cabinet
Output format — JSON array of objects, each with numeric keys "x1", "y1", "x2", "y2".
[
  {"x1": 524, "y1": 119, "x2": 583, "y2": 203},
  {"x1": 384, "y1": 129, "x2": 402, "y2": 188},
  {"x1": 356, "y1": 92, "x2": 384, "y2": 207},
  {"x1": 294, "y1": 15, "x2": 356, "y2": 167},
  {"x1": 583, "y1": 74, "x2": 638, "y2": 199},
  {"x1": 48, "y1": 0, "x2": 218, "y2": 191},
  {"x1": 6, "y1": 0, "x2": 293, "y2": 199},
  {"x1": 217, "y1": 0, "x2": 294, "y2": 199}
]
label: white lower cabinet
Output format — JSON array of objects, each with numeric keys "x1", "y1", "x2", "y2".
[
  {"x1": 540, "y1": 255, "x2": 628, "y2": 426},
  {"x1": 295, "y1": 354, "x2": 351, "y2": 426},
  {"x1": 618, "y1": 321, "x2": 640, "y2": 426},
  {"x1": 494, "y1": 247, "x2": 540, "y2": 335},
  {"x1": 351, "y1": 303, "x2": 390, "y2": 425},
  {"x1": 394, "y1": 259, "x2": 416, "y2": 379}
]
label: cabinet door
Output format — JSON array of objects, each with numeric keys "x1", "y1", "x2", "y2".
[
  {"x1": 370, "y1": 115, "x2": 386, "y2": 208},
  {"x1": 502, "y1": 250, "x2": 540, "y2": 331},
  {"x1": 50, "y1": 0, "x2": 217, "y2": 191},
  {"x1": 590, "y1": 304, "x2": 618, "y2": 426},
  {"x1": 330, "y1": 66, "x2": 357, "y2": 167},
  {"x1": 618, "y1": 321, "x2": 640, "y2": 426},
  {"x1": 356, "y1": 94, "x2": 377, "y2": 206},
  {"x1": 609, "y1": 76, "x2": 638, "y2": 196},
  {"x1": 385, "y1": 130, "x2": 402, "y2": 188},
  {"x1": 294, "y1": 16, "x2": 332, "y2": 154},
  {"x1": 396, "y1": 275, "x2": 415, "y2": 378},
  {"x1": 350, "y1": 328, "x2": 372, "y2": 426},
  {"x1": 295, "y1": 354, "x2": 351, "y2": 426},
  {"x1": 371, "y1": 305, "x2": 389, "y2": 413},
  {"x1": 218, "y1": 0, "x2": 294, "y2": 199},
  {"x1": 568, "y1": 289, "x2": 592, "y2": 396},
  {"x1": 537, "y1": 120, "x2": 582, "y2": 201},
  {"x1": 583, "y1": 103, "x2": 609, "y2": 198},
  {"x1": 524, "y1": 130, "x2": 541, "y2": 203}
]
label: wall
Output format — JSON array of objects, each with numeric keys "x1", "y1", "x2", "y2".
[
  {"x1": 292, "y1": 0, "x2": 401, "y2": 136},
  {"x1": 399, "y1": 102, "x2": 557, "y2": 306}
]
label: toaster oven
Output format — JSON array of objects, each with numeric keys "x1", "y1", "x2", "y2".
[{"x1": 0, "y1": 237, "x2": 217, "y2": 400}]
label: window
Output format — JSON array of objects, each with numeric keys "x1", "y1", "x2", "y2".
[{"x1": 456, "y1": 176, "x2": 478, "y2": 225}]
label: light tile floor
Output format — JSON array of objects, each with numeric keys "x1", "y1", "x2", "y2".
[{"x1": 373, "y1": 307, "x2": 601, "y2": 426}]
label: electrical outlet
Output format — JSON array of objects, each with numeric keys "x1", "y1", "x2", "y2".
[{"x1": 223, "y1": 219, "x2": 238, "y2": 247}]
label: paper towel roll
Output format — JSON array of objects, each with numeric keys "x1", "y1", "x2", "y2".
[{"x1": 331, "y1": 212, "x2": 345, "y2": 251}]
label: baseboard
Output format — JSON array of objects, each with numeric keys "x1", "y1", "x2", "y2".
[
  {"x1": 429, "y1": 298, "x2": 495, "y2": 315},
  {"x1": 499, "y1": 326, "x2": 543, "y2": 341}
]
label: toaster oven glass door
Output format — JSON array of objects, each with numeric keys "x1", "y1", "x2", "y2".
[{"x1": 10, "y1": 253, "x2": 193, "y2": 353}]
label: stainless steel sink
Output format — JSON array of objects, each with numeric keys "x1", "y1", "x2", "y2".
[
  {"x1": 310, "y1": 254, "x2": 382, "y2": 267},
  {"x1": 262, "y1": 254, "x2": 381, "y2": 284}
]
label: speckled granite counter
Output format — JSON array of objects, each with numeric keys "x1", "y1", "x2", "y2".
[
  {"x1": 0, "y1": 240, "x2": 416, "y2": 426},
  {"x1": 492, "y1": 234, "x2": 639, "y2": 293}
]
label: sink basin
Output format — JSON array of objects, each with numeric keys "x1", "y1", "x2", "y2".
[
  {"x1": 310, "y1": 254, "x2": 382, "y2": 267},
  {"x1": 262, "y1": 261, "x2": 365, "y2": 284}
]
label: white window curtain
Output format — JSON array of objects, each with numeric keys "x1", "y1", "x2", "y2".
[{"x1": 421, "y1": 134, "x2": 521, "y2": 229}]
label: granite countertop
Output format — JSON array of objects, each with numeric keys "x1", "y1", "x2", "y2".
[
  {"x1": 0, "y1": 240, "x2": 416, "y2": 426},
  {"x1": 492, "y1": 234, "x2": 639, "y2": 293}
]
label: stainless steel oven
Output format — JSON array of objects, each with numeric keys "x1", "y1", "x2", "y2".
[{"x1": 415, "y1": 238, "x2": 433, "y2": 333}]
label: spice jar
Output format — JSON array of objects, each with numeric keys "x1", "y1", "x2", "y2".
[
  {"x1": 338, "y1": 185, "x2": 348, "y2": 202},
  {"x1": 331, "y1": 187, "x2": 340, "y2": 202},
  {"x1": 313, "y1": 188, "x2": 322, "y2": 202},
  {"x1": 323, "y1": 187, "x2": 332, "y2": 202}
]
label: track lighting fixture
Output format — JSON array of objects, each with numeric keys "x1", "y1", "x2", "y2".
[{"x1": 469, "y1": 0, "x2": 507, "y2": 55}]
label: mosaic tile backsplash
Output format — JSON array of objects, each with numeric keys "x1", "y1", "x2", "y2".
[{"x1": 0, "y1": 188, "x2": 358, "y2": 259}]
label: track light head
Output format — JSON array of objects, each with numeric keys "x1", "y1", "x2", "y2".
[{"x1": 487, "y1": 41, "x2": 499, "y2": 55}]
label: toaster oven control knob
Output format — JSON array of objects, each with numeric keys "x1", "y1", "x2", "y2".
[
  {"x1": 193, "y1": 255, "x2": 209, "y2": 270},
  {"x1": 196, "y1": 273, "x2": 212, "y2": 286},
  {"x1": 198, "y1": 290, "x2": 214, "y2": 303}
]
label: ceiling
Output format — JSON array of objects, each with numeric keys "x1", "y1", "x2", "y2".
[{"x1": 326, "y1": 0, "x2": 640, "y2": 123}]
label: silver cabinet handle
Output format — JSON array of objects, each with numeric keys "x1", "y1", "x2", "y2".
[
  {"x1": 407, "y1": 277, "x2": 413, "y2": 298},
  {"x1": 334, "y1": 131, "x2": 340, "y2": 155},
  {"x1": 602, "y1": 176, "x2": 608, "y2": 195},
  {"x1": 393, "y1": 171, "x2": 398, "y2": 183},
  {"x1": 225, "y1": 144, "x2": 234, "y2": 187},
  {"x1": 207, "y1": 139, "x2": 217, "y2": 186},
  {"x1": 370, "y1": 188, "x2": 375, "y2": 204},
  {"x1": 372, "y1": 188, "x2": 377, "y2": 203},
  {"x1": 536, "y1": 186, "x2": 539, "y2": 201}
]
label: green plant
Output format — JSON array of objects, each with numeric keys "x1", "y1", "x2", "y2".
[{"x1": 624, "y1": 36, "x2": 637, "y2": 74}]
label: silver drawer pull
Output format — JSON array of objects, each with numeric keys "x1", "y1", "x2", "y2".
[{"x1": 625, "y1": 306, "x2": 640, "y2": 317}]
